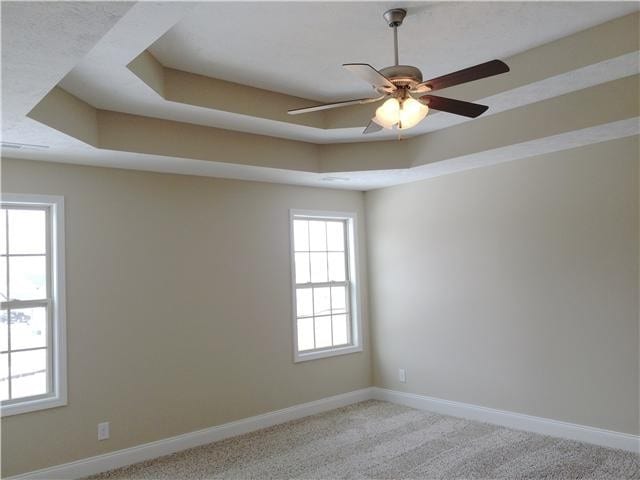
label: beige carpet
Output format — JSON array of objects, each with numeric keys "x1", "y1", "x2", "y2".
[{"x1": 89, "y1": 400, "x2": 640, "y2": 479}]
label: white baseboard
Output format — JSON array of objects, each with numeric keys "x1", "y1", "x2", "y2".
[
  {"x1": 7, "y1": 387, "x2": 374, "y2": 480},
  {"x1": 372, "y1": 387, "x2": 639, "y2": 453},
  {"x1": 8, "y1": 386, "x2": 638, "y2": 479}
]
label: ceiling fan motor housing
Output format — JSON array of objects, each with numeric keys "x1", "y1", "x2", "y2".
[{"x1": 378, "y1": 65, "x2": 424, "y2": 91}]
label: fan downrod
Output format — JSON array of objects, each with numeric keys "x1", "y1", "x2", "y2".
[{"x1": 379, "y1": 8, "x2": 421, "y2": 88}]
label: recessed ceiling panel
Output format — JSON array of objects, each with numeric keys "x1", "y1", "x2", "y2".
[{"x1": 150, "y1": 1, "x2": 638, "y2": 102}]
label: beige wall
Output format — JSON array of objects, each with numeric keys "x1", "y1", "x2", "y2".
[
  {"x1": 0, "y1": 159, "x2": 371, "y2": 477},
  {"x1": 366, "y1": 136, "x2": 640, "y2": 435},
  {"x1": 2, "y1": 135, "x2": 639, "y2": 476}
]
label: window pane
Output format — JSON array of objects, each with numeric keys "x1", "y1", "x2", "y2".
[
  {"x1": 309, "y1": 221, "x2": 326, "y2": 251},
  {"x1": 11, "y1": 307, "x2": 47, "y2": 350},
  {"x1": 293, "y1": 220, "x2": 309, "y2": 251},
  {"x1": 310, "y1": 252, "x2": 327, "y2": 283},
  {"x1": 292, "y1": 215, "x2": 356, "y2": 356},
  {"x1": 0, "y1": 353, "x2": 7, "y2": 401},
  {"x1": 326, "y1": 221, "x2": 344, "y2": 251},
  {"x1": 10, "y1": 349, "x2": 47, "y2": 399},
  {"x1": 0, "y1": 209, "x2": 6, "y2": 255},
  {"x1": 9, "y1": 256, "x2": 47, "y2": 300},
  {"x1": 328, "y1": 252, "x2": 346, "y2": 282},
  {"x1": 294, "y1": 253, "x2": 310, "y2": 284},
  {"x1": 0, "y1": 310, "x2": 7, "y2": 352},
  {"x1": 332, "y1": 314, "x2": 349, "y2": 346},
  {"x1": 0, "y1": 257, "x2": 6, "y2": 302},
  {"x1": 313, "y1": 287, "x2": 331, "y2": 317},
  {"x1": 297, "y1": 317, "x2": 314, "y2": 351},
  {"x1": 331, "y1": 286, "x2": 347, "y2": 314},
  {"x1": 296, "y1": 288, "x2": 313, "y2": 318},
  {"x1": 314, "y1": 316, "x2": 332, "y2": 348},
  {"x1": 8, "y1": 209, "x2": 46, "y2": 255}
]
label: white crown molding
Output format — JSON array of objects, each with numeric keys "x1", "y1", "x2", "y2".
[{"x1": 372, "y1": 387, "x2": 640, "y2": 454}]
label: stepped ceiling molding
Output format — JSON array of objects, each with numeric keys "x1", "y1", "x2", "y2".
[{"x1": 2, "y1": 2, "x2": 639, "y2": 190}]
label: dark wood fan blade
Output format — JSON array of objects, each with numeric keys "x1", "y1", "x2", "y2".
[
  {"x1": 288, "y1": 96, "x2": 383, "y2": 115},
  {"x1": 363, "y1": 119, "x2": 383, "y2": 134},
  {"x1": 420, "y1": 95, "x2": 489, "y2": 118},
  {"x1": 343, "y1": 63, "x2": 396, "y2": 91},
  {"x1": 420, "y1": 60, "x2": 509, "y2": 92}
]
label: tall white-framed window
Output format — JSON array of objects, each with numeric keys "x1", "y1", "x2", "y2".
[
  {"x1": 290, "y1": 209, "x2": 362, "y2": 362},
  {"x1": 1, "y1": 194, "x2": 66, "y2": 416}
]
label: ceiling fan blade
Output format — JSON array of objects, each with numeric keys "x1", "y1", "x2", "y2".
[
  {"x1": 288, "y1": 96, "x2": 384, "y2": 115},
  {"x1": 417, "y1": 60, "x2": 509, "y2": 92},
  {"x1": 363, "y1": 119, "x2": 383, "y2": 134},
  {"x1": 343, "y1": 63, "x2": 396, "y2": 91},
  {"x1": 420, "y1": 95, "x2": 489, "y2": 118}
]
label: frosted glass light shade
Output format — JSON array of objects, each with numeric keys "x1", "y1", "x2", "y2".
[
  {"x1": 374, "y1": 98, "x2": 400, "y2": 129},
  {"x1": 398, "y1": 97, "x2": 429, "y2": 130}
]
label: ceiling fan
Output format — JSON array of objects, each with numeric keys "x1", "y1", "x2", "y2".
[{"x1": 288, "y1": 8, "x2": 509, "y2": 134}]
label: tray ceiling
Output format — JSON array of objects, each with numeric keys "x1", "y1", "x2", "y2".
[
  {"x1": 149, "y1": 2, "x2": 638, "y2": 102},
  {"x1": 2, "y1": 1, "x2": 639, "y2": 190}
]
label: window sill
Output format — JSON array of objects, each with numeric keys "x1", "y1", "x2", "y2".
[
  {"x1": 1, "y1": 394, "x2": 67, "y2": 417},
  {"x1": 294, "y1": 344, "x2": 363, "y2": 363}
]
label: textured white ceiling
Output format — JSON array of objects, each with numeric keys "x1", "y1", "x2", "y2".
[
  {"x1": 150, "y1": 1, "x2": 638, "y2": 102},
  {"x1": 1, "y1": 1, "x2": 134, "y2": 132}
]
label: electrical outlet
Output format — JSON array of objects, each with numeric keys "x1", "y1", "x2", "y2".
[
  {"x1": 399, "y1": 368, "x2": 406, "y2": 383},
  {"x1": 98, "y1": 422, "x2": 110, "y2": 441}
]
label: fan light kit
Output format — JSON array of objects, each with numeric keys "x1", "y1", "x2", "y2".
[{"x1": 288, "y1": 8, "x2": 510, "y2": 135}]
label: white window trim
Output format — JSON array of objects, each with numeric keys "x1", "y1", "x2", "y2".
[
  {"x1": 1, "y1": 193, "x2": 67, "y2": 416},
  {"x1": 289, "y1": 209, "x2": 363, "y2": 363}
]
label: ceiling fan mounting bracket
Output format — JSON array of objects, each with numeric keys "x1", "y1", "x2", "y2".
[{"x1": 383, "y1": 8, "x2": 407, "y2": 28}]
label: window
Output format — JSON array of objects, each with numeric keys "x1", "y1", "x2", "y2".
[
  {"x1": 290, "y1": 210, "x2": 362, "y2": 362},
  {"x1": 1, "y1": 194, "x2": 66, "y2": 416}
]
